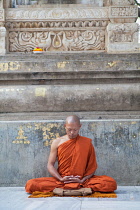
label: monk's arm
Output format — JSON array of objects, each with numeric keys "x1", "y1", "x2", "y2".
[
  {"x1": 47, "y1": 140, "x2": 73, "y2": 182},
  {"x1": 47, "y1": 140, "x2": 62, "y2": 181}
]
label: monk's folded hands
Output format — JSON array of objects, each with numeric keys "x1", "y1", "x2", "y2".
[{"x1": 61, "y1": 175, "x2": 82, "y2": 184}]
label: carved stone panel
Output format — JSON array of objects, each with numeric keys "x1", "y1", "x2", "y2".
[
  {"x1": 107, "y1": 23, "x2": 140, "y2": 52},
  {"x1": 8, "y1": 29, "x2": 105, "y2": 52},
  {"x1": 111, "y1": 0, "x2": 135, "y2": 6},
  {"x1": 109, "y1": 6, "x2": 138, "y2": 23},
  {"x1": 6, "y1": 7, "x2": 109, "y2": 21}
]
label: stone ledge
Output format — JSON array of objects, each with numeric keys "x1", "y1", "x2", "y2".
[
  {"x1": 0, "y1": 111, "x2": 140, "y2": 121},
  {"x1": 0, "y1": 53, "x2": 139, "y2": 73}
]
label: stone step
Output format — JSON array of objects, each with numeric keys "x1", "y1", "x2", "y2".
[
  {"x1": 0, "y1": 53, "x2": 139, "y2": 73},
  {"x1": 0, "y1": 111, "x2": 140, "y2": 121},
  {"x1": 0, "y1": 52, "x2": 139, "y2": 113}
]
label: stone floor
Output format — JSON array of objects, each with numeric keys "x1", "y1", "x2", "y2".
[{"x1": 0, "y1": 186, "x2": 140, "y2": 210}]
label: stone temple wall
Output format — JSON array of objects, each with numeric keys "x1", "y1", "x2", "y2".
[
  {"x1": 0, "y1": 0, "x2": 140, "y2": 187},
  {"x1": 0, "y1": 53, "x2": 140, "y2": 186}
]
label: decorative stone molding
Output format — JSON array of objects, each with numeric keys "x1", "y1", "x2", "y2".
[
  {"x1": 6, "y1": 20, "x2": 109, "y2": 29},
  {"x1": 106, "y1": 23, "x2": 139, "y2": 52},
  {"x1": 0, "y1": 27, "x2": 6, "y2": 55},
  {"x1": 111, "y1": 0, "x2": 135, "y2": 6},
  {"x1": 6, "y1": 7, "x2": 109, "y2": 21},
  {"x1": 109, "y1": 6, "x2": 138, "y2": 23},
  {"x1": 9, "y1": 29, "x2": 105, "y2": 52}
]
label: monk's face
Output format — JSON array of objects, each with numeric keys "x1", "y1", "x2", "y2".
[{"x1": 65, "y1": 123, "x2": 81, "y2": 139}]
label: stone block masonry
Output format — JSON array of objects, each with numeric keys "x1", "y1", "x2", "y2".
[
  {"x1": 0, "y1": 52, "x2": 139, "y2": 186},
  {"x1": 0, "y1": 119, "x2": 139, "y2": 186}
]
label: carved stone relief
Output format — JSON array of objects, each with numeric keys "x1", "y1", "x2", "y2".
[
  {"x1": 9, "y1": 29, "x2": 105, "y2": 52},
  {"x1": 110, "y1": 6, "x2": 138, "y2": 17},
  {"x1": 109, "y1": 6, "x2": 138, "y2": 23},
  {"x1": 108, "y1": 23, "x2": 139, "y2": 42},
  {"x1": 2, "y1": 1, "x2": 140, "y2": 53},
  {"x1": 6, "y1": 20, "x2": 109, "y2": 29},
  {"x1": 111, "y1": 0, "x2": 135, "y2": 6},
  {"x1": 107, "y1": 23, "x2": 139, "y2": 52},
  {"x1": 6, "y1": 8, "x2": 109, "y2": 20}
]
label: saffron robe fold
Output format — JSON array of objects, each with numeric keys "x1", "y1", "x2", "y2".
[{"x1": 25, "y1": 135, "x2": 117, "y2": 193}]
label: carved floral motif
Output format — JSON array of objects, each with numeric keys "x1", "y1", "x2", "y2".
[{"x1": 9, "y1": 30, "x2": 105, "y2": 52}]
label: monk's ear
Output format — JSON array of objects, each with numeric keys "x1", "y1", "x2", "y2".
[{"x1": 79, "y1": 124, "x2": 82, "y2": 128}]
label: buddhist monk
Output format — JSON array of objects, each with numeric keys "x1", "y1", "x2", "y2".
[{"x1": 25, "y1": 115, "x2": 117, "y2": 194}]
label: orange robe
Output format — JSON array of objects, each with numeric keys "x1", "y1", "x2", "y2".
[{"x1": 25, "y1": 135, "x2": 117, "y2": 193}]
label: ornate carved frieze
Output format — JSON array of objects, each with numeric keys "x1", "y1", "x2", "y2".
[
  {"x1": 8, "y1": 29, "x2": 105, "y2": 52},
  {"x1": 6, "y1": 20, "x2": 109, "y2": 29},
  {"x1": 6, "y1": 7, "x2": 109, "y2": 21}
]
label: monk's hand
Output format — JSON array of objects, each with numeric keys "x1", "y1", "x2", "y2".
[
  {"x1": 60, "y1": 176, "x2": 76, "y2": 183},
  {"x1": 62, "y1": 175, "x2": 82, "y2": 184}
]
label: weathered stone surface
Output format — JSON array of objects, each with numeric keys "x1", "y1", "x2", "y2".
[
  {"x1": 0, "y1": 27, "x2": 6, "y2": 55},
  {"x1": 0, "y1": 53, "x2": 139, "y2": 73},
  {"x1": 0, "y1": 83, "x2": 139, "y2": 112},
  {"x1": 107, "y1": 23, "x2": 140, "y2": 53},
  {"x1": 0, "y1": 53, "x2": 139, "y2": 113},
  {"x1": 0, "y1": 119, "x2": 139, "y2": 186}
]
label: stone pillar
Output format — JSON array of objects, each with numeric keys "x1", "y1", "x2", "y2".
[
  {"x1": 0, "y1": 0, "x2": 6, "y2": 55},
  {"x1": 106, "y1": 0, "x2": 140, "y2": 53}
]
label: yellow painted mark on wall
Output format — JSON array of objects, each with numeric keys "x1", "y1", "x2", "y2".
[
  {"x1": 0, "y1": 62, "x2": 20, "y2": 72},
  {"x1": 57, "y1": 61, "x2": 69, "y2": 69},
  {"x1": 13, "y1": 126, "x2": 30, "y2": 144},
  {"x1": 35, "y1": 88, "x2": 46, "y2": 97},
  {"x1": 43, "y1": 139, "x2": 54, "y2": 147},
  {"x1": 131, "y1": 122, "x2": 136, "y2": 124},
  {"x1": 0, "y1": 63, "x2": 8, "y2": 72},
  {"x1": 12, "y1": 140, "x2": 30, "y2": 144},
  {"x1": 107, "y1": 61, "x2": 117, "y2": 67},
  {"x1": 34, "y1": 123, "x2": 42, "y2": 130},
  {"x1": 9, "y1": 62, "x2": 20, "y2": 71}
]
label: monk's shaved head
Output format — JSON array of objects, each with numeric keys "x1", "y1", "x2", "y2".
[{"x1": 65, "y1": 115, "x2": 81, "y2": 125}]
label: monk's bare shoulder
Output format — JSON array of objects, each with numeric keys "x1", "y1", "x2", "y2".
[{"x1": 51, "y1": 135, "x2": 67, "y2": 149}]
